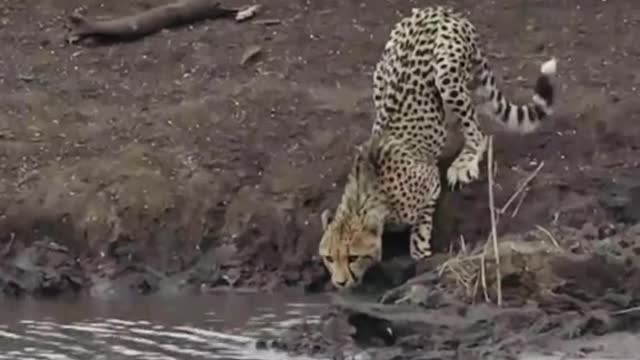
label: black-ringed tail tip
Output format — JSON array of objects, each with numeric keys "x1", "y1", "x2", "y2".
[
  {"x1": 533, "y1": 57, "x2": 557, "y2": 111},
  {"x1": 477, "y1": 57, "x2": 558, "y2": 134}
]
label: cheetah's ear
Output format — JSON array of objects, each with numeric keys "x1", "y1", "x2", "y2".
[{"x1": 321, "y1": 209, "x2": 333, "y2": 230}]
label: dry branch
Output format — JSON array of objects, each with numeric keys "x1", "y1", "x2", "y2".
[
  {"x1": 68, "y1": 0, "x2": 259, "y2": 44},
  {"x1": 486, "y1": 136, "x2": 502, "y2": 306},
  {"x1": 499, "y1": 161, "x2": 544, "y2": 215},
  {"x1": 510, "y1": 186, "x2": 529, "y2": 218},
  {"x1": 535, "y1": 225, "x2": 560, "y2": 248}
]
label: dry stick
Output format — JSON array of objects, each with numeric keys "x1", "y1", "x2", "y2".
[
  {"x1": 459, "y1": 235, "x2": 467, "y2": 254},
  {"x1": 68, "y1": 0, "x2": 244, "y2": 44},
  {"x1": 499, "y1": 161, "x2": 545, "y2": 215},
  {"x1": 456, "y1": 264, "x2": 473, "y2": 281},
  {"x1": 471, "y1": 276, "x2": 480, "y2": 304},
  {"x1": 2, "y1": 232, "x2": 15, "y2": 256},
  {"x1": 611, "y1": 306, "x2": 640, "y2": 316},
  {"x1": 480, "y1": 252, "x2": 490, "y2": 302},
  {"x1": 510, "y1": 186, "x2": 529, "y2": 218},
  {"x1": 535, "y1": 225, "x2": 561, "y2": 248},
  {"x1": 487, "y1": 136, "x2": 502, "y2": 306},
  {"x1": 449, "y1": 266, "x2": 469, "y2": 289}
]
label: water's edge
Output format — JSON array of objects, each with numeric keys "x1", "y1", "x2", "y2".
[{"x1": 0, "y1": 292, "x2": 329, "y2": 360}]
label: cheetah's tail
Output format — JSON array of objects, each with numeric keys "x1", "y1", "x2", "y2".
[{"x1": 474, "y1": 54, "x2": 557, "y2": 134}]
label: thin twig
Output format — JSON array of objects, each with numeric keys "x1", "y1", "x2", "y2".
[
  {"x1": 500, "y1": 161, "x2": 545, "y2": 215},
  {"x1": 454, "y1": 262, "x2": 473, "y2": 281},
  {"x1": 536, "y1": 225, "x2": 561, "y2": 248},
  {"x1": 449, "y1": 266, "x2": 470, "y2": 290},
  {"x1": 611, "y1": 306, "x2": 640, "y2": 316},
  {"x1": 2, "y1": 232, "x2": 15, "y2": 256},
  {"x1": 492, "y1": 160, "x2": 499, "y2": 182},
  {"x1": 457, "y1": 254, "x2": 486, "y2": 263},
  {"x1": 471, "y1": 275, "x2": 480, "y2": 303},
  {"x1": 487, "y1": 136, "x2": 502, "y2": 306},
  {"x1": 460, "y1": 235, "x2": 467, "y2": 254},
  {"x1": 510, "y1": 186, "x2": 529, "y2": 218},
  {"x1": 439, "y1": 253, "x2": 486, "y2": 278},
  {"x1": 480, "y1": 253, "x2": 490, "y2": 302}
]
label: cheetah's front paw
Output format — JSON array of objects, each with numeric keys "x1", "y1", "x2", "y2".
[{"x1": 447, "y1": 156, "x2": 480, "y2": 188}]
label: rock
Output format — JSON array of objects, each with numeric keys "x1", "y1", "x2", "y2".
[
  {"x1": 240, "y1": 45, "x2": 262, "y2": 66},
  {"x1": 390, "y1": 284, "x2": 430, "y2": 306},
  {"x1": 255, "y1": 339, "x2": 267, "y2": 349}
]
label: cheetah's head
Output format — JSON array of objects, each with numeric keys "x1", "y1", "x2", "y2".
[{"x1": 318, "y1": 209, "x2": 383, "y2": 289}]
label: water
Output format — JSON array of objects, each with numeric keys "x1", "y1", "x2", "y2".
[
  {"x1": 3, "y1": 293, "x2": 637, "y2": 360},
  {"x1": 0, "y1": 292, "x2": 329, "y2": 360}
]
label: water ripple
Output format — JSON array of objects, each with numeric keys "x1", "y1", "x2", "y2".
[{"x1": 0, "y1": 296, "x2": 327, "y2": 360}]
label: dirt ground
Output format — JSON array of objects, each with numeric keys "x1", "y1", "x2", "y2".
[{"x1": 1, "y1": 0, "x2": 640, "y2": 343}]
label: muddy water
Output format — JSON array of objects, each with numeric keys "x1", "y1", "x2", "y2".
[{"x1": 0, "y1": 292, "x2": 329, "y2": 360}]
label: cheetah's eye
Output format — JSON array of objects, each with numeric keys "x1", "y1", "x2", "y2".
[
  {"x1": 324, "y1": 256, "x2": 334, "y2": 263},
  {"x1": 348, "y1": 256, "x2": 359, "y2": 263}
]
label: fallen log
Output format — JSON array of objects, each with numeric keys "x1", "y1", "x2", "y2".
[{"x1": 67, "y1": 0, "x2": 259, "y2": 44}]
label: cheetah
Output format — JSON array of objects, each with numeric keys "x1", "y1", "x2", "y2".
[{"x1": 319, "y1": 6, "x2": 557, "y2": 289}]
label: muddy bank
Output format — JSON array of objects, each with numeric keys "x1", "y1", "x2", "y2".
[
  {"x1": 271, "y1": 222, "x2": 640, "y2": 359},
  {"x1": 1, "y1": 0, "x2": 640, "y2": 302}
]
